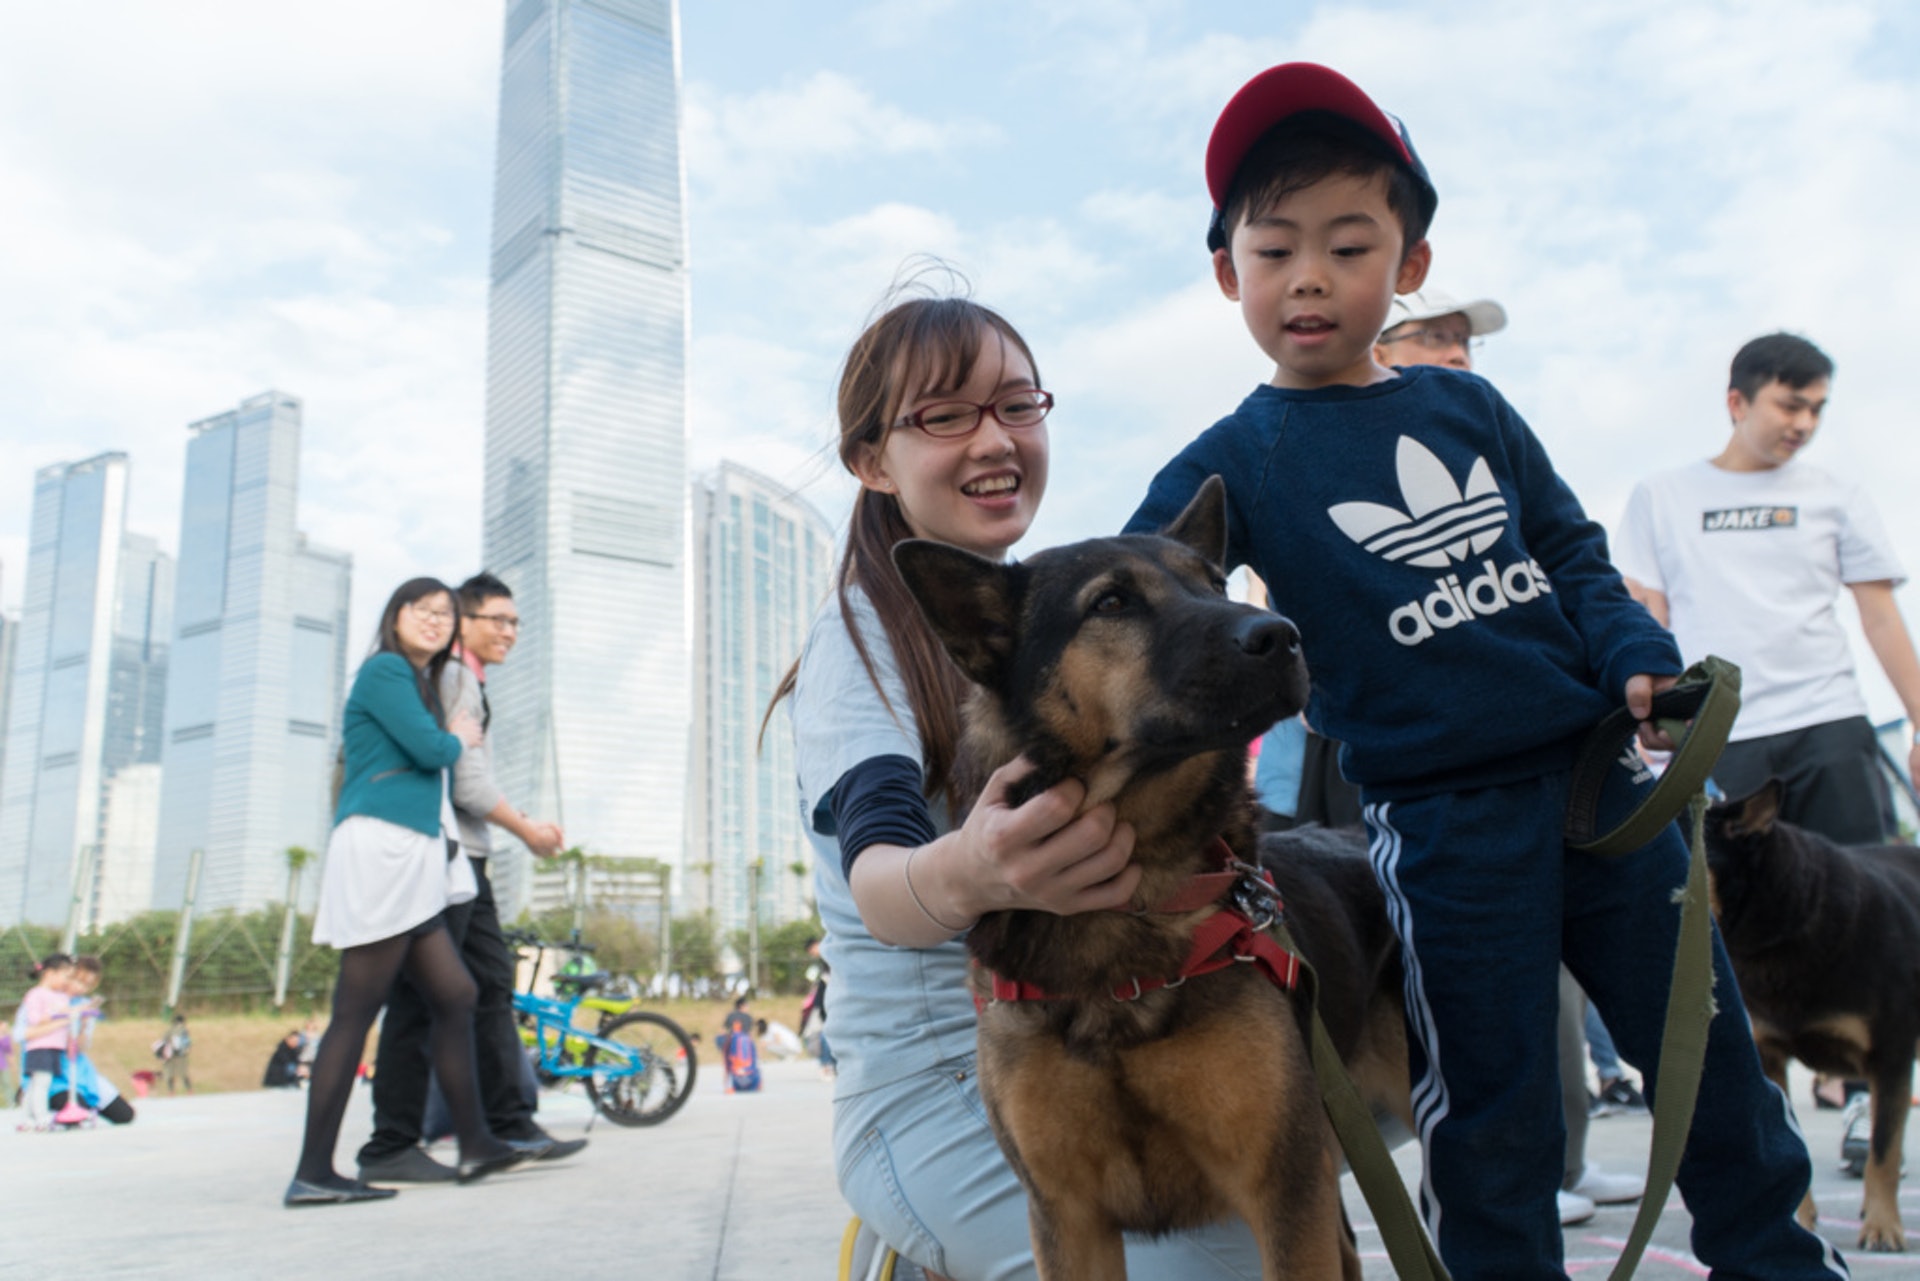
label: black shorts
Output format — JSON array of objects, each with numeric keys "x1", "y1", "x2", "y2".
[
  {"x1": 24, "y1": 1048, "x2": 63, "y2": 1073},
  {"x1": 1713, "y1": 715, "x2": 1896, "y2": 845}
]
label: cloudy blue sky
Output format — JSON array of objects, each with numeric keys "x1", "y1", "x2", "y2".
[{"x1": 2, "y1": 0, "x2": 1918, "y2": 715}]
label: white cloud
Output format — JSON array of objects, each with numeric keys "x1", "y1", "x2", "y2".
[{"x1": 684, "y1": 72, "x2": 999, "y2": 207}]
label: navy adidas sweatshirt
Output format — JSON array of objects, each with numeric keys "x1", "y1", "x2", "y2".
[{"x1": 1125, "y1": 365, "x2": 1680, "y2": 800}]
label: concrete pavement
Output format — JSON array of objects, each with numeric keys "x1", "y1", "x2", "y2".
[
  {"x1": 1, "y1": 1058, "x2": 1910, "y2": 1279},
  {"x1": 2, "y1": 1057, "x2": 843, "y2": 1280}
]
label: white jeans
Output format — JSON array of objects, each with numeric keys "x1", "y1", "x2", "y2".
[{"x1": 833, "y1": 1055, "x2": 1266, "y2": 1281}]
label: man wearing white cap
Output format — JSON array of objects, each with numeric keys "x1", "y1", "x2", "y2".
[{"x1": 1374, "y1": 288, "x2": 1507, "y2": 371}]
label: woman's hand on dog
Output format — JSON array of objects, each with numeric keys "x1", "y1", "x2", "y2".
[
  {"x1": 847, "y1": 757, "x2": 1141, "y2": 948},
  {"x1": 956, "y1": 758, "x2": 1142, "y2": 919}
]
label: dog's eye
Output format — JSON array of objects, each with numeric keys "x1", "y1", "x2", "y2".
[
  {"x1": 1090, "y1": 590, "x2": 1128, "y2": 615},
  {"x1": 1208, "y1": 572, "x2": 1228, "y2": 595}
]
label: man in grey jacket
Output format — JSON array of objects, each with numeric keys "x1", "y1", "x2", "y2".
[{"x1": 358, "y1": 572, "x2": 581, "y2": 1181}]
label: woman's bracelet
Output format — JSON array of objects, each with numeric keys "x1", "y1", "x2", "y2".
[{"x1": 903, "y1": 845, "x2": 968, "y2": 936}]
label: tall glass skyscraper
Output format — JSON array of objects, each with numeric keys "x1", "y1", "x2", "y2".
[
  {"x1": 0, "y1": 596, "x2": 17, "y2": 816},
  {"x1": 482, "y1": 0, "x2": 690, "y2": 915},
  {"x1": 151, "y1": 392, "x2": 351, "y2": 915},
  {"x1": 0, "y1": 454, "x2": 172, "y2": 927},
  {"x1": 688, "y1": 464, "x2": 834, "y2": 938}
]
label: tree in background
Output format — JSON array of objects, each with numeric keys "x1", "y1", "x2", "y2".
[{"x1": 724, "y1": 917, "x2": 824, "y2": 994}]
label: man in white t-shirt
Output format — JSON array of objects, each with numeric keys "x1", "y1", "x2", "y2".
[{"x1": 1616, "y1": 332, "x2": 1920, "y2": 844}]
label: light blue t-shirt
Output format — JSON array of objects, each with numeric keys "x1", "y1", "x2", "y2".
[
  {"x1": 1254, "y1": 716, "x2": 1307, "y2": 818},
  {"x1": 791, "y1": 588, "x2": 979, "y2": 1096}
]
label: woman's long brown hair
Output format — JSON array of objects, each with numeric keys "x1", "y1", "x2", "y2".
[
  {"x1": 764, "y1": 295, "x2": 1040, "y2": 814},
  {"x1": 372, "y1": 576, "x2": 458, "y2": 727}
]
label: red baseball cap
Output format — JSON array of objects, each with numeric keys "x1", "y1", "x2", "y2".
[{"x1": 1205, "y1": 63, "x2": 1436, "y2": 252}]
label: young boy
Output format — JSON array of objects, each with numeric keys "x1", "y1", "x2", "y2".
[
  {"x1": 1127, "y1": 63, "x2": 1846, "y2": 1278},
  {"x1": 1616, "y1": 334, "x2": 1920, "y2": 846}
]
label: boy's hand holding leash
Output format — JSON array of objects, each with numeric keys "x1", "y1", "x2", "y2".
[{"x1": 1627, "y1": 672, "x2": 1681, "y2": 752}]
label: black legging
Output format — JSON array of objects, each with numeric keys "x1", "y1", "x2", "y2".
[
  {"x1": 48, "y1": 1091, "x2": 135, "y2": 1124},
  {"x1": 295, "y1": 924, "x2": 512, "y2": 1184}
]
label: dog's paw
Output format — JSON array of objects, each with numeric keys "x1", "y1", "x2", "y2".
[{"x1": 1858, "y1": 1213, "x2": 1907, "y2": 1253}]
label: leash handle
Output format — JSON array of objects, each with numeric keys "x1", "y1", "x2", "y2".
[{"x1": 1565, "y1": 655, "x2": 1741, "y2": 856}]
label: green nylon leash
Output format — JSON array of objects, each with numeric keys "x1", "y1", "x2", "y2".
[
  {"x1": 1271, "y1": 919, "x2": 1450, "y2": 1280},
  {"x1": 1563, "y1": 654, "x2": 1741, "y2": 1281}
]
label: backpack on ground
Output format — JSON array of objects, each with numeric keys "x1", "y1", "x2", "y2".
[{"x1": 721, "y1": 1030, "x2": 761, "y2": 1093}]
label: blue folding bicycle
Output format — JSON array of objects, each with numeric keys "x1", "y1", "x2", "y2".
[{"x1": 505, "y1": 929, "x2": 698, "y2": 1127}]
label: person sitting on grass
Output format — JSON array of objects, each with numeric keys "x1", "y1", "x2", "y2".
[{"x1": 265, "y1": 1031, "x2": 306, "y2": 1088}]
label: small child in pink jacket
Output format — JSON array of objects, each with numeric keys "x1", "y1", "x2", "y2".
[{"x1": 14, "y1": 954, "x2": 75, "y2": 1131}]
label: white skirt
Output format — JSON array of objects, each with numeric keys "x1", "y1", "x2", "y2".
[{"x1": 312, "y1": 783, "x2": 476, "y2": 949}]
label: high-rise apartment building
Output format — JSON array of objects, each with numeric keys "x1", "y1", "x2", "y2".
[
  {"x1": 0, "y1": 594, "x2": 16, "y2": 815},
  {"x1": 0, "y1": 454, "x2": 173, "y2": 927},
  {"x1": 151, "y1": 392, "x2": 351, "y2": 915},
  {"x1": 687, "y1": 464, "x2": 834, "y2": 938},
  {"x1": 481, "y1": 0, "x2": 691, "y2": 915}
]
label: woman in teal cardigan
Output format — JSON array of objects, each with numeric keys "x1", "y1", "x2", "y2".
[{"x1": 289, "y1": 578, "x2": 525, "y2": 1206}]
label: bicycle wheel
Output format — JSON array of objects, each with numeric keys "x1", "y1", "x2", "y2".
[{"x1": 584, "y1": 1011, "x2": 698, "y2": 1126}]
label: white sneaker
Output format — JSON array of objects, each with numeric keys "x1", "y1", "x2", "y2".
[
  {"x1": 1557, "y1": 1189, "x2": 1596, "y2": 1226},
  {"x1": 1570, "y1": 1162, "x2": 1645, "y2": 1205},
  {"x1": 1840, "y1": 1094, "x2": 1870, "y2": 1178}
]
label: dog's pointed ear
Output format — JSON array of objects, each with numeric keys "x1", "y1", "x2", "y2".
[
  {"x1": 1158, "y1": 475, "x2": 1229, "y2": 567},
  {"x1": 1726, "y1": 778, "x2": 1784, "y2": 836},
  {"x1": 892, "y1": 540, "x2": 1021, "y2": 688}
]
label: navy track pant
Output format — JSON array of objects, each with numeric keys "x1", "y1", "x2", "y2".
[{"x1": 1363, "y1": 757, "x2": 1848, "y2": 1279}]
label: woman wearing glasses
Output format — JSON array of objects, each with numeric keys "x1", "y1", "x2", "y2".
[
  {"x1": 774, "y1": 293, "x2": 1262, "y2": 1278},
  {"x1": 288, "y1": 577, "x2": 525, "y2": 1206}
]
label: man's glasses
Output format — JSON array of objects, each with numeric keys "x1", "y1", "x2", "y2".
[
  {"x1": 895, "y1": 389, "x2": 1054, "y2": 439},
  {"x1": 466, "y1": 613, "x2": 521, "y2": 631},
  {"x1": 1381, "y1": 326, "x2": 1479, "y2": 352}
]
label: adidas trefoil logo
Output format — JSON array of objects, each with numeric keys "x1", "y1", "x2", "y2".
[
  {"x1": 1329, "y1": 436, "x2": 1507, "y2": 568},
  {"x1": 1617, "y1": 745, "x2": 1655, "y2": 786},
  {"x1": 1329, "y1": 436, "x2": 1553, "y2": 647}
]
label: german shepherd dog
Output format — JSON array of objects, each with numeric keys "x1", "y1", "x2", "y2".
[
  {"x1": 894, "y1": 478, "x2": 1408, "y2": 1280},
  {"x1": 1706, "y1": 779, "x2": 1920, "y2": 1253}
]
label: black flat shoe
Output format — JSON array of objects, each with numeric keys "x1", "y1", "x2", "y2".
[
  {"x1": 357, "y1": 1146, "x2": 457, "y2": 1183},
  {"x1": 455, "y1": 1148, "x2": 528, "y2": 1184},
  {"x1": 536, "y1": 1136, "x2": 587, "y2": 1162},
  {"x1": 284, "y1": 1177, "x2": 398, "y2": 1207},
  {"x1": 501, "y1": 1124, "x2": 587, "y2": 1162}
]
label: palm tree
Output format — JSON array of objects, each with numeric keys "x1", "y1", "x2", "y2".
[{"x1": 273, "y1": 846, "x2": 315, "y2": 1008}]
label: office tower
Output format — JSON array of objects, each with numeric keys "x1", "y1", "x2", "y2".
[
  {"x1": 688, "y1": 464, "x2": 835, "y2": 938},
  {"x1": 0, "y1": 591, "x2": 15, "y2": 816},
  {"x1": 0, "y1": 454, "x2": 172, "y2": 927},
  {"x1": 481, "y1": 0, "x2": 691, "y2": 916},
  {"x1": 152, "y1": 392, "x2": 352, "y2": 915},
  {"x1": 96, "y1": 762, "x2": 161, "y2": 925}
]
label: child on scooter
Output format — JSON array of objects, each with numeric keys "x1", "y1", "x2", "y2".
[
  {"x1": 50, "y1": 955, "x2": 135, "y2": 1125},
  {"x1": 14, "y1": 954, "x2": 75, "y2": 1131}
]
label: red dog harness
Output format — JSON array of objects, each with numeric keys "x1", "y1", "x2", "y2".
[{"x1": 984, "y1": 840, "x2": 1302, "y2": 1004}]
